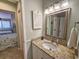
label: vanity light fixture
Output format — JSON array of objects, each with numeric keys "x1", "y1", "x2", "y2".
[{"x1": 44, "y1": 0, "x2": 69, "y2": 14}]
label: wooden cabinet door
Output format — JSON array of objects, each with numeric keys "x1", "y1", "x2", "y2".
[
  {"x1": 38, "y1": 48, "x2": 54, "y2": 59},
  {"x1": 32, "y1": 45, "x2": 38, "y2": 59},
  {"x1": 43, "y1": 51, "x2": 54, "y2": 59},
  {"x1": 32, "y1": 44, "x2": 54, "y2": 59},
  {"x1": 38, "y1": 48, "x2": 44, "y2": 59}
]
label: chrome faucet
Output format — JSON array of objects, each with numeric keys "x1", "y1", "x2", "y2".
[{"x1": 51, "y1": 37, "x2": 59, "y2": 45}]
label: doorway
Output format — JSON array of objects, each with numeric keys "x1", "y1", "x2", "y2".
[{"x1": 0, "y1": 0, "x2": 24, "y2": 58}]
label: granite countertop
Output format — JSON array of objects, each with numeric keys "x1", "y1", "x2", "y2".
[{"x1": 32, "y1": 39, "x2": 75, "y2": 59}]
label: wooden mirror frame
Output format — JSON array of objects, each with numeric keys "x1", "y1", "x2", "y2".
[{"x1": 45, "y1": 8, "x2": 71, "y2": 40}]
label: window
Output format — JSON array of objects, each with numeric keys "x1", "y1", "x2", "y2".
[
  {"x1": 0, "y1": 21, "x2": 2, "y2": 29},
  {"x1": 2, "y1": 21, "x2": 11, "y2": 29},
  {"x1": 0, "y1": 18, "x2": 12, "y2": 31},
  {"x1": 0, "y1": 12, "x2": 16, "y2": 34}
]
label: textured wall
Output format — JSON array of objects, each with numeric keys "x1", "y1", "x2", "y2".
[
  {"x1": 21, "y1": 0, "x2": 43, "y2": 59},
  {"x1": 0, "y1": 33, "x2": 17, "y2": 51}
]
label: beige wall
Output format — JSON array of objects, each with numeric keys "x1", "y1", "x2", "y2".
[
  {"x1": 0, "y1": 1, "x2": 16, "y2": 12},
  {"x1": 21, "y1": 0, "x2": 43, "y2": 59}
]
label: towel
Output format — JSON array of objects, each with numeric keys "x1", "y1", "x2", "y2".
[
  {"x1": 77, "y1": 32, "x2": 79, "y2": 58},
  {"x1": 77, "y1": 32, "x2": 79, "y2": 48},
  {"x1": 67, "y1": 27, "x2": 78, "y2": 48}
]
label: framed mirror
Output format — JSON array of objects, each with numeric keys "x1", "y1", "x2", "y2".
[{"x1": 45, "y1": 8, "x2": 71, "y2": 40}]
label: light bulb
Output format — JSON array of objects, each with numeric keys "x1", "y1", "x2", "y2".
[
  {"x1": 44, "y1": 9, "x2": 49, "y2": 14},
  {"x1": 55, "y1": 6, "x2": 60, "y2": 10},
  {"x1": 62, "y1": 2, "x2": 69, "y2": 7},
  {"x1": 49, "y1": 6, "x2": 54, "y2": 12}
]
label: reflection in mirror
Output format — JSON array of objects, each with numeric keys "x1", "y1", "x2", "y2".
[{"x1": 45, "y1": 8, "x2": 71, "y2": 40}]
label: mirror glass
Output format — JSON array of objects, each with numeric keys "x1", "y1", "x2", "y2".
[{"x1": 46, "y1": 9, "x2": 71, "y2": 40}]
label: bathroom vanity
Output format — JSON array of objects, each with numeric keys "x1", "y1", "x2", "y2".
[
  {"x1": 32, "y1": 39, "x2": 75, "y2": 59},
  {"x1": 32, "y1": 8, "x2": 77, "y2": 59}
]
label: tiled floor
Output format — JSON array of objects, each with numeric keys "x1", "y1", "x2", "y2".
[{"x1": 0, "y1": 48, "x2": 24, "y2": 59}]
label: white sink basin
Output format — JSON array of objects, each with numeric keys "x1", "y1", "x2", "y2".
[{"x1": 42, "y1": 42, "x2": 58, "y2": 51}]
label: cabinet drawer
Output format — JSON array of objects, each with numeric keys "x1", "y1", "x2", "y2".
[
  {"x1": 38, "y1": 49, "x2": 54, "y2": 59},
  {"x1": 32, "y1": 44, "x2": 54, "y2": 59},
  {"x1": 43, "y1": 51, "x2": 54, "y2": 59}
]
